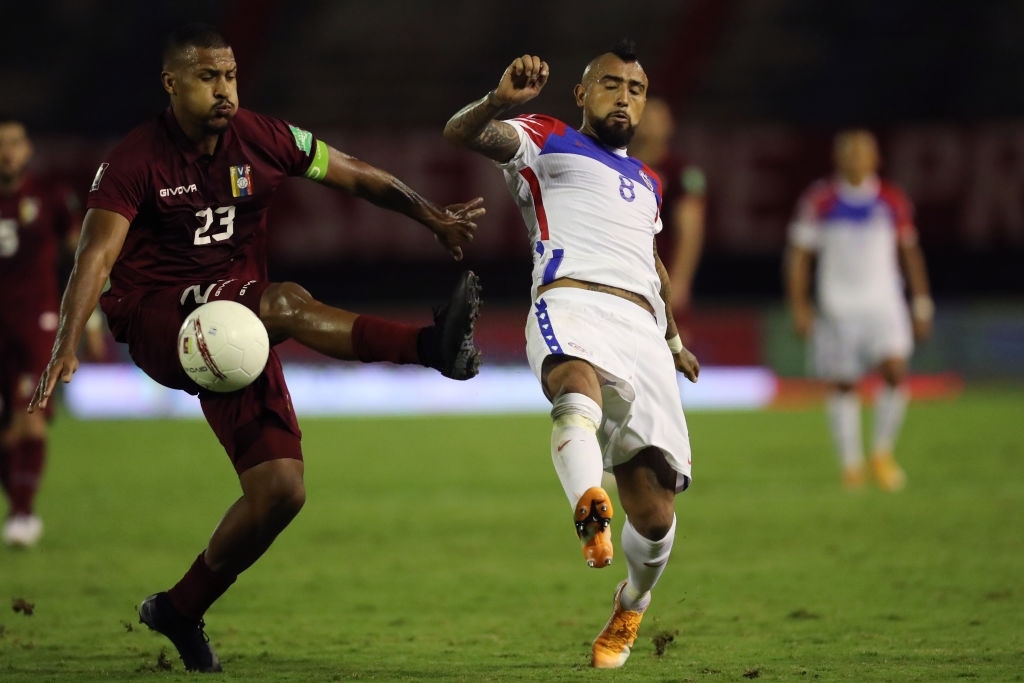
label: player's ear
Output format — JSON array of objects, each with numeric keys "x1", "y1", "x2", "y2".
[
  {"x1": 573, "y1": 83, "x2": 586, "y2": 108},
  {"x1": 161, "y1": 71, "x2": 176, "y2": 96}
]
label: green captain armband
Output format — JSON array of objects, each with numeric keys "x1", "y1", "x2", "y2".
[{"x1": 303, "y1": 139, "x2": 329, "y2": 181}]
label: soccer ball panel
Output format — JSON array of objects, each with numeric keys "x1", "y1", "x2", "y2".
[{"x1": 177, "y1": 300, "x2": 270, "y2": 393}]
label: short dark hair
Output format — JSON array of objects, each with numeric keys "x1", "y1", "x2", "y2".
[
  {"x1": 609, "y1": 38, "x2": 638, "y2": 63},
  {"x1": 163, "y1": 23, "x2": 231, "y2": 67}
]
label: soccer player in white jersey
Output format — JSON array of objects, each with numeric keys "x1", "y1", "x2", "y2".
[
  {"x1": 444, "y1": 42, "x2": 700, "y2": 669},
  {"x1": 785, "y1": 129, "x2": 934, "y2": 491}
]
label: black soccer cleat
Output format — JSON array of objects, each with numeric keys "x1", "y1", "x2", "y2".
[
  {"x1": 139, "y1": 592, "x2": 222, "y2": 673},
  {"x1": 425, "y1": 270, "x2": 482, "y2": 380}
]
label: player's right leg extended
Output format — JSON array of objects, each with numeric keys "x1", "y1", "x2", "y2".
[
  {"x1": 260, "y1": 271, "x2": 482, "y2": 380},
  {"x1": 549, "y1": 390, "x2": 612, "y2": 568}
]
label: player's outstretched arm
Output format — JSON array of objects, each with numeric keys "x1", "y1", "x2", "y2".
[
  {"x1": 317, "y1": 146, "x2": 484, "y2": 261},
  {"x1": 29, "y1": 209, "x2": 128, "y2": 412},
  {"x1": 444, "y1": 54, "x2": 550, "y2": 162}
]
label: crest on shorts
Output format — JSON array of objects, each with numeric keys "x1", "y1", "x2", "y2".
[{"x1": 230, "y1": 164, "x2": 253, "y2": 197}]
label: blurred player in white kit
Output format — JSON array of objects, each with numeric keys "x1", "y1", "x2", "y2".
[{"x1": 785, "y1": 129, "x2": 934, "y2": 491}]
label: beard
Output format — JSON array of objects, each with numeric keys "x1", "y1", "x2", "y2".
[
  {"x1": 201, "y1": 116, "x2": 233, "y2": 136},
  {"x1": 201, "y1": 120, "x2": 232, "y2": 136},
  {"x1": 200, "y1": 102, "x2": 236, "y2": 136},
  {"x1": 591, "y1": 115, "x2": 636, "y2": 148}
]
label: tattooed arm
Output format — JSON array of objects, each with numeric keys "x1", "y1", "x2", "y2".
[{"x1": 444, "y1": 54, "x2": 550, "y2": 162}]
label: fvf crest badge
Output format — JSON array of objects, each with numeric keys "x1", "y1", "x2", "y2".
[{"x1": 230, "y1": 164, "x2": 253, "y2": 197}]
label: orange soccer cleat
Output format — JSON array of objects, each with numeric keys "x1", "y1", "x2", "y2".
[
  {"x1": 841, "y1": 464, "x2": 866, "y2": 491},
  {"x1": 591, "y1": 580, "x2": 649, "y2": 668},
  {"x1": 575, "y1": 486, "x2": 614, "y2": 568},
  {"x1": 870, "y1": 453, "x2": 907, "y2": 492}
]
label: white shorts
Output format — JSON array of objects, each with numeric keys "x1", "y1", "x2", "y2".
[
  {"x1": 524, "y1": 288, "x2": 692, "y2": 491},
  {"x1": 811, "y1": 305, "x2": 913, "y2": 383}
]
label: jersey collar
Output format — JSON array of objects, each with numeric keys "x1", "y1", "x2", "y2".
[{"x1": 834, "y1": 174, "x2": 880, "y2": 203}]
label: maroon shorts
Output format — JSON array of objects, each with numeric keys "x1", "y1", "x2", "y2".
[
  {"x1": 0, "y1": 310, "x2": 57, "y2": 425},
  {"x1": 103, "y1": 279, "x2": 302, "y2": 473}
]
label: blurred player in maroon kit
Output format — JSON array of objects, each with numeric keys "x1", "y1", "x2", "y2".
[
  {"x1": 29, "y1": 24, "x2": 483, "y2": 673},
  {"x1": 0, "y1": 116, "x2": 83, "y2": 547},
  {"x1": 628, "y1": 96, "x2": 706, "y2": 327}
]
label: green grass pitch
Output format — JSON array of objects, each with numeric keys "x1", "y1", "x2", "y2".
[{"x1": 2, "y1": 385, "x2": 1021, "y2": 682}]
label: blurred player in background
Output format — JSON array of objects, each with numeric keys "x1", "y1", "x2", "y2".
[
  {"x1": 0, "y1": 115, "x2": 93, "y2": 548},
  {"x1": 785, "y1": 129, "x2": 933, "y2": 491},
  {"x1": 629, "y1": 96, "x2": 706, "y2": 327},
  {"x1": 30, "y1": 24, "x2": 483, "y2": 673},
  {"x1": 444, "y1": 43, "x2": 699, "y2": 669}
]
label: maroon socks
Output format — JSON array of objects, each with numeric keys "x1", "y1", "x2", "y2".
[
  {"x1": 167, "y1": 552, "x2": 238, "y2": 621},
  {"x1": 350, "y1": 314, "x2": 426, "y2": 366},
  {"x1": 6, "y1": 438, "x2": 45, "y2": 515}
]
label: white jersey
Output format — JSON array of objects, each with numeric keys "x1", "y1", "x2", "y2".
[
  {"x1": 788, "y1": 176, "x2": 918, "y2": 318},
  {"x1": 497, "y1": 114, "x2": 665, "y2": 327}
]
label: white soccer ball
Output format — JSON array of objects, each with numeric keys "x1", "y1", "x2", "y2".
[{"x1": 177, "y1": 300, "x2": 270, "y2": 393}]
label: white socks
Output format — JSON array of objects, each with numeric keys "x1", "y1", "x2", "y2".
[
  {"x1": 550, "y1": 393, "x2": 677, "y2": 615},
  {"x1": 872, "y1": 384, "x2": 909, "y2": 455},
  {"x1": 620, "y1": 516, "x2": 676, "y2": 611},
  {"x1": 550, "y1": 393, "x2": 604, "y2": 508},
  {"x1": 826, "y1": 391, "x2": 863, "y2": 468}
]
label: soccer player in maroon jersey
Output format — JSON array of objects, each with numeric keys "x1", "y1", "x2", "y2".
[
  {"x1": 0, "y1": 115, "x2": 83, "y2": 548},
  {"x1": 629, "y1": 96, "x2": 706, "y2": 324},
  {"x1": 28, "y1": 24, "x2": 484, "y2": 673}
]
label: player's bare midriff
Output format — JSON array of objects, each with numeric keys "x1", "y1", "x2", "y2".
[{"x1": 538, "y1": 277, "x2": 655, "y2": 316}]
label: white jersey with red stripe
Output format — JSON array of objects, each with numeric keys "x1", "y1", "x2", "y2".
[
  {"x1": 497, "y1": 114, "x2": 666, "y2": 328},
  {"x1": 789, "y1": 175, "x2": 917, "y2": 318}
]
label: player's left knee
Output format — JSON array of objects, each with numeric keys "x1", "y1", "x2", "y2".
[
  {"x1": 631, "y1": 506, "x2": 676, "y2": 541},
  {"x1": 260, "y1": 477, "x2": 306, "y2": 524},
  {"x1": 260, "y1": 282, "x2": 316, "y2": 342},
  {"x1": 260, "y1": 282, "x2": 314, "y2": 335},
  {"x1": 2, "y1": 411, "x2": 46, "y2": 443},
  {"x1": 879, "y1": 358, "x2": 907, "y2": 385},
  {"x1": 241, "y1": 456, "x2": 306, "y2": 523}
]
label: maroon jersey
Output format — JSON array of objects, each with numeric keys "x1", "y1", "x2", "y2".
[
  {"x1": 88, "y1": 107, "x2": 317, "y2": 340},
  {"x1": 0, "y1": 174, "x2": 79, "y2": 327},
  {"x1": 651, "y1": 152, "x2": 705, "y2": 262},
  {"x1": 0, "y1": 174, "x2": 78, "y2": 417}
]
